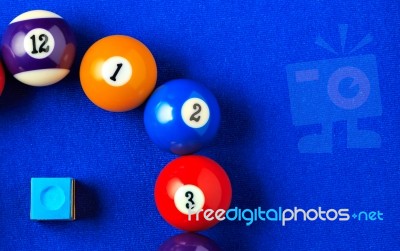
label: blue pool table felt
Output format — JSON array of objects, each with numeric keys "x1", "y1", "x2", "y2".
[{"x1": 0, "y1": 1, "x2": 399, "y2": 250}]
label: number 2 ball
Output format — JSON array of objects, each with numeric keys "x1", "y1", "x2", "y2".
[
  {"x1": 155, "y1": 155, "x2": 232, "y2": 232},
  {"x1": 1, "y1": 10, "x2": 76, "y2": 86},
  {"x1": 144, "y1": 79, "x2": 220, "y2": 155}
]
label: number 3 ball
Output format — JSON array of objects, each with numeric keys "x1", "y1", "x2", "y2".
[
  {"x1": 80, "y1": 35, "x2": 157, "y2": 112},
  {"x1": 144, "y1": 79, "x2": 220, "y2": 155},
  {"x1": 1, "y1": 10, "x2": 76, "y2": 86},
  {"x1": 155, "y1": 155, "x2": 232, "y2": 232}
]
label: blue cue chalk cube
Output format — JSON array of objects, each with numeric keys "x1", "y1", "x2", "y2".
[{"x1": 30, "y1": 178, "x2": 76, "y2": 220}]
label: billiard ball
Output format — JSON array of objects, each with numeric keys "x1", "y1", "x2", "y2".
[
  {"x1": 144, "y1": 79, "x2": 220, "y2": 155},
  {"x1": 0, "y1": 61, "x2": 5, "y2": 95},
  {"x1": 159, "y1": 233, "x2": 221, "y2": 251},
  {"x1": 80, "y1": 35, "x2": 157, "y2": 112},
  {"x1": 1, "y1": 10, "x2": 76, "y2": 86},
  {"x1": 154, "y1": 155, "x2": 232, "y2": 232}
]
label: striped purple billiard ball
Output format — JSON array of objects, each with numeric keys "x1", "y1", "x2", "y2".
[{"x1": 1, "y1": 10, "x2": 76, "y2": 86}]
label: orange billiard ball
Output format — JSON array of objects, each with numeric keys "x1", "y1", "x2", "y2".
[{"x1": 80, "y1": 35, "x2": 157, "y2": 112}]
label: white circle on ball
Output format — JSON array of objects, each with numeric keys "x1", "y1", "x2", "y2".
[
  {"x1": 174, "y1": 184, "x2": 205, "y2": 215},
  {"x1": 101, "y1": 56, "x2": 132, "y2": 87},
  {"x1": 181, "y1": 98, "x2": 210, "y2": 128},
  {"x1": 24, "y1": 28, "x2": 55, "y2": 59}
]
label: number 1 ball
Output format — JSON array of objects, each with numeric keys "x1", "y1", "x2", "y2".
[
  {"x1": 80, "y1": 35, "x2": 157, "y2": 112},
  {"x1": 1, "y1": 10, "x2": 76, "y2": 86},
  {"x1": 144, "y1": 79, "x2": 220, "y2": 155},
  {"x1": 155, "y1": 155, "x2": 232, "y2": 232}
]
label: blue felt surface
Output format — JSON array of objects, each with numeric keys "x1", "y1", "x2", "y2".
[{"x1": 0, "y1": 1, "x2": 399, "y2": 250}]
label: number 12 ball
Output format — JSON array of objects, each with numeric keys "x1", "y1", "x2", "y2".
[
  {"x1": 144, "y1": 79, "x2": 220, "y2": 155},
  {"x1": 1, "y1": 10, "x2": 76, "y2": 86}
]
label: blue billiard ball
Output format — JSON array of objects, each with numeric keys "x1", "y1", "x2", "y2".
[{"x1": 144, "y1": 79, "x2": 220, "y2": 155}]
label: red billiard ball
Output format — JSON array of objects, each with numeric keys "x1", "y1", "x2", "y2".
[
  {"x1": 1, "y1": 10, "x2": 76, "y2": 86},
  {"x1": 155, "y1": 155, "x2": 232, "y2": 232}
]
